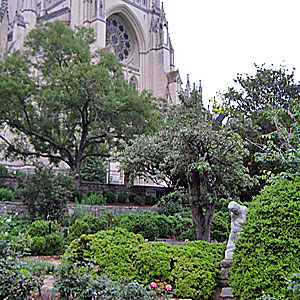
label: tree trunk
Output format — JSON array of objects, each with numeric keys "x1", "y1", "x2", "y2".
[{"x1": 188, "y1": 171, "x2": 215, "y2": 242}]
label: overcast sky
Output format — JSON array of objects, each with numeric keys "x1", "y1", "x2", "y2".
[{"x1": 163, "y1": 0, "x2": 300, "y2": 105}]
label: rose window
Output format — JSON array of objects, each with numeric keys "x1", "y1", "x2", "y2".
[{"x1": 106, "y1": 16, "x2": 131, "y2": 61}]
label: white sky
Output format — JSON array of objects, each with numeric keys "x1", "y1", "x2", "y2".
[{"x1": 163, "y1": 0, "x2": 300, "y2": 105}]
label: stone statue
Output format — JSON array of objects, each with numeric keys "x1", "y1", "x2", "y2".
[{"x1": 225, "y1": 201, "x2": 247, "y2": 260}]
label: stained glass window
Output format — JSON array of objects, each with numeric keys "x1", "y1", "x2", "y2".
[{"x1": 106, "y1": 16, "x2": 131, "y2": 61}]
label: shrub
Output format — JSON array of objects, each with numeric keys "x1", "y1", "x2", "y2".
[
  {"x1": 0, "y1": 187, "x2": 15, "y2": 202},
  {"x1": 118, "y1": 192, "x2": 128, "y2": 204},
  {"x1": 82, "y1": 192, "x2": 106, "y2": 205},
  {"x1": 44, "y1": 233, "x2": 63, "y2": 255},
  {"x1": 0, "y1": 256, "x2": 44, "y2": 299},
  {"x1": 71, "y1": 189, "x2": 83, "y2": 203},
  {"x1": 145, "y1": 195, "x2": 155, "y2": 205},
  {"x1": 67, "y1": 228, "x2": 225, "y2": 299},
  {"x1": 19, "y1": 163, "x2": 72, "y2": 221},
  {"x1": 80, "y1": 157, "x2": 107, "y2": 183},
  {"x1": 128, "y1": 193, "x2": 137, "y2": 203},
  {"x1": 117, "y1": 211, "x2": 172, "y2": 240},
  {"x1": 54, "y1": 259, "x2": 169, "y2": 300},
  {"x1": 27, "y1": 219, "x2": 59, "y2": 237},
  {"x1": 103, "y1": 190, "x2": 115, "y2": 204},
  {"x1": 0, "y1": 165, "x2": 8, "y2": 175},
  {"x1": 134, "y1": 195, "x2": 143, "y2": 205},
  {"x1": 67, "y1": 228, "x2": 144, "y2": 279},
  {"x1": 230, "y1": 177, "x2": 300, "y2": 300},
  {"x1": 31, "y1": 236, "x2": 46, "y2": 256}
]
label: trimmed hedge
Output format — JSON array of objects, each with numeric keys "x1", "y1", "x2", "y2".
[
  {"x1": 230, "y1": 177, "x2": 300, "y2": 300},
  {"x1": 67, "y1": 228, "x2": 225, "y2": 299}
]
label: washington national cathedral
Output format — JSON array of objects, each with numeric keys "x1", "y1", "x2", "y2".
[{"x1": 0, "y1": 0, "x2": 182, "y2": 104}]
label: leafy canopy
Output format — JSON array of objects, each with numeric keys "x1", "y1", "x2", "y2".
[{"x1": 0, "y1": 21, "x2": 162, "y2": 184}]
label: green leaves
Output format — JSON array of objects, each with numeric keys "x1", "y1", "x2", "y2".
[{"x1": 0, "y1": 21, "x2": 161, "y2": 184}]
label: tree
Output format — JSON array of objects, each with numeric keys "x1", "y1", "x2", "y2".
[
  {"x1": 19, "y1": 162, "x2": 72, "y2": 221},
  {"x1": 217, "y1": 64, "x2": 300, "y2": 198},
  {"x1": 0, "y1": 21, "x2": 162, "y2": 187},
  {"x1": 118, "y1": 92, "x2": 252, "y2": 241}
]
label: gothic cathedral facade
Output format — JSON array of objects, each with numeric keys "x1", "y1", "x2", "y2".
[{"x1": 0, "y1": 0, "x2": 181, "y2": 104}]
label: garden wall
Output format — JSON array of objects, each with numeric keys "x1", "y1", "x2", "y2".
[
  {"x1": 0, "y1": 202, "x2": 153, "y2": 218},
  {"x1": 0, "y1": 175, "x2": 169, "y2": 198}
]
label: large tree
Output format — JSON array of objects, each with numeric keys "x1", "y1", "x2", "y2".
[
  {"x1": 217, "y1": 64, "x2": 300, "y2": 198},
  {"x1": 0, "y1": 21, "x2": 162, "y2": 187},
  {"x1": 118, "y1": 93, "x2": 252, "y2": 241}
]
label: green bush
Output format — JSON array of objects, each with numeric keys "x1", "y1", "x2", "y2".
[
  {"x1": 0, "y1": 187, "x2": 15, "y2": 202},
  {"x1": 0, "y1": 165, "x2": 8, "y2": 175},
  {"x1": 134, "y1": 195, "x2": 143, "y2": 205},
  {"x1": 103, "y1": 190, "x2": 116, "y2": 204},
  {"x1": 66, "y1": 228, "x2": 225, "y2": 299},
  {"x1": 117, "y1": 211, "x2": 172, "y2": 240},
  {"x1": 31, "y1": 236, "x2": 46, "y2": 256},
  {"x1": 71, "y1": 189, "x2": 83, "y2": 203},
  {"x1": 230, "y1": 177, "x2": 300, "y2": 300},
  {"x1": 27, "y1": 219, "x2": 59, "y2": 237},
  {"x1": 0, "y1": 256, "x2": 44, "y2": 299},
  {"x1": 128, "y1": 193, "x2": 137, "y2": 203},
  {"x1": 82, "y1": 192, "x2": 106, "y2": 205},
  {"x1": 20, "y1": 163, "x2": 72, "y2": 221},
  {"x1": 44, "y1": 233, "x2": 63, "y2": 255},
  {"x1": 118, "y1": 192, "x2": 128, "y2": 204},
  {"x1": 54, "y1": 259, "x2": 169, "y2": 300},
  {"x1": 145, "y1": 195, "x2": 156, "y2": 205}
]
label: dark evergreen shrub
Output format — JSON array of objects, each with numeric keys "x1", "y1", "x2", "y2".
[
  {"x1": 44, "y1": 233, "x2": 63, "y2": 255},
  {"x1": 145, "y1": 195, "x2": 155, "y2": 205},
  {"x1": 103, "y1": 190, "x2": 116, "y2": 204},
  {"x1": 128, "y1": 193, "x2": 137, "y2": 203},
  {"x1": 118, "y1": 192, "x2": 128, "y2": 204},
  {"x1": 134, "y1": 195, "x2": 143, "y2": 205},
  {"x1": 71, "y1": 189, "x2": 83, "y2": 203},
  {"x1": 230, "y1": 177, "x2": 300, "y2": 300}
]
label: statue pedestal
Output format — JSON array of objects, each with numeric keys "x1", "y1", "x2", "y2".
[{"x1": 219, "y1": 259, "x2": 234, "y2": 299}]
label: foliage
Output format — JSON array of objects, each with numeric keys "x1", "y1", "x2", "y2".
[
  {"x1": 66, "y1": 228, "x2": 224, "y2": 300},
  {"x1": 54, "y1": 257, "x2": 170, "y2": 300},
  {"x1": 134, "y1": 194, "x2": 143, "y2": 205},
  {"x1": 145, "y1": 195, "x2": 156, "y2": 205},
  {"x1": 27, "y1": 219, "x2": 64, "y2": 255},
  {"x1": 0, "y1": 256, "x2": 44, "y2": 299},
  {"x1": 118, "y1": 92, "x2": 252, "y2": 240},
  {"x1": 67, "y1": 228, "x2": 144, "y2": 279},
  {"x1": 117, "y1": 192, "x2": 128, "y2": 204},
  {"x1": 102, "y1": 190, "x2": 116, "y2": 204},
  {"x1": 117, "y1": 211, "x2": 172, "y2": 240},
  {"x1": 0, "y1": 21, "x2": 162, "y2": 188},
  {"x1": 67, "y1": 214, "x2": 107, "y2": 243},
  {"x1": 218, "y1": 64, "x2": 300, "y2": 199},
  {"x1": 230, "y1": 177, "x2": 300, "y2": 300},
  {"x1": 81, "y1": 192, "x2": 106, "y2": 206},
  {"x1": 0, "y1": 164, "x2": 8, "y2": 175},
  {"x1": 0, "y1": 187, "x2": 15, "y2": 201},
  {"x1": 256, "y1": 273, "x2": 300, "y2": 300},
  {"x1": 128, "y1": 192, "x2": 137, "y2": 203},
  {"x1": 71, "y1": 189, "x2": 83, "y2": 203},
  {"x1": 19, "y1": 163, "x2": 72, "y2": 221},
  {"x1": 80, "y1": 157, "x2": 107, "y2": 183},
  {"x1": 0, "y1": 214, "x2": 44, "y2": 299},
  {"x1": 255, "y1": 99, "x2": 300, "y2": 181}
]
